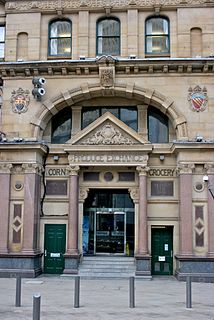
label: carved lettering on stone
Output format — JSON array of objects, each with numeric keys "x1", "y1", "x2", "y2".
[{"x1": 82, "y1": 123, "x2": 134, "y2": 145}]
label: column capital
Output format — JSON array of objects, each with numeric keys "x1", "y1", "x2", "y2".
[
  {"x1": 67, "y1": 165, "x2": 80, "y2": 175},
  {"x1": 137, "y1": 104, "x2": 148, "y2": 111},
  {"x1": 136, "y1": 165, "x2": 150, "y2": 176},
  {"x1": 128, "y1": 187, "x2": 139, "y2": 203},
  {"x1": 79, "y1": 187, "x2": 89, "y2": 203},
  {"x1": 22, "y1": 163, "x2": 43, "y2": 174},
  {"x1": 0, "y1": 163, "x2": 12, "y2": 174},
  {"x1": 204, "y1": 163, "x2": 214, "y2": 174},
  {"x1": 177, "y1": 163, "x2": 195, "y2": 174}
]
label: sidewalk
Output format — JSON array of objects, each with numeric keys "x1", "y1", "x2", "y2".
[{"x1": 0, "y1": 275, "x2": 213, "y2": 320}]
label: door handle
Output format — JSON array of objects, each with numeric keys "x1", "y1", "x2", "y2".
[
  {"x1": 171, "y1": 250, "x2": 173, "y2": 257},
  {"x1": 44, "y1": 249, "x2": 47, "y2": 257}
]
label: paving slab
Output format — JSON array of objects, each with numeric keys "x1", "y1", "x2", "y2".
[{"x1": 0, "y1": 276, "x2": 213, "y2": 320}]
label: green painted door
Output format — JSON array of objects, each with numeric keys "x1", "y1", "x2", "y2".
[
  {"x1": 44, "y1": 224, "x2": 66, "y2": 274},
  {"x1": 151, "y1": 227, "x2": 173, "y2": 275}
]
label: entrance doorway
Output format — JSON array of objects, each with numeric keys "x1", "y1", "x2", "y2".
[
  {"x1": 83, "y1": 189, "x2": 134, "y2": 256},
  {"x1": 44, "y1": 224, "x2": 66, "y2": 274},
  {"x1": 151, "y1": 226, "x2": 173, "y2": 275}
]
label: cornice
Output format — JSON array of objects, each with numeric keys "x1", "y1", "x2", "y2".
[
  {"x1": 4, "y1": 0, "x2": 214, "y2": 12},
  {"x1": 0, "y1": 58, "x2": 214, "y2": 78}
]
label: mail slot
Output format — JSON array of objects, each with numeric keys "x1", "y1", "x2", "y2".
[{"x1": 50, "y1": 253, "x2": 60, "y2": 258}]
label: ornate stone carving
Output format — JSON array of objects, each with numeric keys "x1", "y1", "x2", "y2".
[
  {"x1": 10, "y1": 88, "x2": 30, "y2": 114},
  {"x1": 177, "y1": 163, "x2": 195, "y2": 174},
  {"x1": 128, "y1": 188, "x2": 139, "y2": 203},
  {"x1": 188, "y1": 86, "x2": 208, "y2": 112},
  {"x1": 204, "y1": 163, "x2": 214, "y2": 174},
  {"x1": 6, "y1": 0, "x2": 210, "y2": 11},
  {"x1": 22, "y1": 163, "x2": 43, "y2": 174},
  {"x1": 100, "y1": 67, "x2": 114, "y2": 88},
  {"x1": 67, "y1": 165, "x2": 80, "y2": 175},
  {"x1": 0, "y1": 131, "x2": 6, "y2": 141},
  {"x1": 0, "y1": 163, "x2": 12, "y2": 174},
  {"x1": 82, "y1": 123, "x2": 134, "y2": 145},
  {"x1": 79, "y1": 187, "x2": 89, "y2": 202},
  {"x1": 136, "y1": 165, "x2": 150, "y2": 175}
]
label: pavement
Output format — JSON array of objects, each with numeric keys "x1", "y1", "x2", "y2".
[{"x1": 0, "y1": 275, "x2": 214, "y2": 320}]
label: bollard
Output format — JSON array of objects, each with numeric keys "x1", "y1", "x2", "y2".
[
  {"x1": 129, "y1": 276, "x2": 135, "y2": 308},
  {"x1": 33, "y1": 294, "x2": 41, "y2": 320},
  {"x1": 186, "y1": 275, "x2": 192, "y2": 308},
  {"x1": 74, "y1": 276, "x2": 80, "y2": 308},
  {"x1": 15, "y1": 275, "x2": 22, "y2": 307}
]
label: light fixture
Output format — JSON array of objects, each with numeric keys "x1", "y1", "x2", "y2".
[
  {"x1": 159, "y1": 154, "x2": 165, "y2": 161},
  {"x1": 196, "y1": 134, "x2": 204, "y2": 142},
  {"x1": 79, "y1": 55, "x2": 86, "y2": 60},
  {"x1": 129, "y1": 54, "x2": 136, "y2": 59},
  {"x1": 53, "y1": 155, "x2": 59, "y2": 161}
]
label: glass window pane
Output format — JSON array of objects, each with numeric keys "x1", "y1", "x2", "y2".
[
  {"x1": 0, "y1": 43, "x2": 4, "y2": 59},
  {"x1": 82, "y1": 108, "x2": 100, "y2": 129},
  {"x1": 102, "y1": 107, "x2": 118, "y2": 118},
  {"x1": 50, "y1": 21, "x2": 71, "y2": 38},
  {"x1": 146, "y1": 36, "x2": 169, "y2": 53},
  {"x1": 98, "y1": 20, "x2": 119, "y2": 37},
  {"x1": 0, "y1": 27, "x2": 5, "y2": 42},
  {"x1": 51, "y1": 108, "x2": 72, "y2": 143},
  {"x1": 98, "y1": 37, "x2": 120, "y2": 56},
  {"x1": 148, "y1": 108, "x2": 168, "y2": 143},
  {"x1": 97, "y1": 19, "x2": 120, "y2": 56},
  {"x1": 120, "y1": 108, "x2": 137, "y2": 131}
]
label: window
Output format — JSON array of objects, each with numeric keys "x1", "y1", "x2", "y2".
[
  {"x1": 145, "y1": 17, "x2": 169, "y2": 55},
  {"x1": 0, "y1": 26, "x2": 5, "y2": 59},
  {"x1": 82, "y1": 107, "x2": 137, "y2": 131},
  {"x1": 148, "y1": 107, "x2": 169, "y2": 143},
  {"x1": 49, "y1": 20, "x2": 72, "y2": 57},
  {"x1": 97, "y1": 18, "x2": 120, "y2": 56},
  {"x1": 51, "y1": 108, "x2": 72, "y2": 143}
]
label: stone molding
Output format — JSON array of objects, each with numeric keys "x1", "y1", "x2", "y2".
[
  {"x1": 67, "y1": 165, "x2": 80, "y2": 175},
  {"x1": 0, "y1": 163, "x2": 12, "y2": 174},
  {"x1": 128, "y1": 187, "x2": 139, "y2": 203},
  {"x1": 204, "y1": 163, "x2": 214, "y2": 174},
  {"x1": 136, "y1": 164, "x2": 150, "y2": 176},
  {"x1": 79, "y1": 187, "x2": 89, "y2": 203},
  {"x1": 177, "y1": 163, "x2": 195, "y2": 174},
  {"x1": 5, "y1": 0, "x2": 213, "y2": 11}
]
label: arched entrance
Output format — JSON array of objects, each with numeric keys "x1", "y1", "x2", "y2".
[{"x1": 83, "y1": 189, "x2": 134, "y2": 256}]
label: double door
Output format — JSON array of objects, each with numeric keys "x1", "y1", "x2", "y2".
[{"x1": 95, "y1": 212, "x2": 126, "y2": 254}]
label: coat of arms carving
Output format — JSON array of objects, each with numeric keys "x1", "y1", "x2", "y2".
[
  {"x1": 11, "y1": 88, "x2": 30, "y2": 114},
  {"x1": 100, "y1": 67, "x2": 114, "y2": 87},
  {"x1": 188, "y1": 86, "x2": 208, "y2": 112}
]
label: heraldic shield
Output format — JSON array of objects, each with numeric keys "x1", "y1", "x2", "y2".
[{"x1": 188, "y1": 85, "x2": 208, "y2": 112}]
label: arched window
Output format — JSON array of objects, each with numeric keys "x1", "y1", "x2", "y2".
[
  {"x1": 145, "y1": 16, "x2": 169, "y2": 55},
  {"x1": 51, "y1": 108, "x2": 72, "y2": 143},
  {"x1": 148, "y1": 107, "x2": 169, "y2": 143},
  {"x1": 48, "y1": 20, "x2": 72, "y2": 57},
  {"x1": 97, "y1": 18, "x2": 120, "y2": 56}
]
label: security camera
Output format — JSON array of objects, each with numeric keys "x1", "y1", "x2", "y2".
[
  {"x1": 32, "y1": 77, "x2": 46, "y2": 86},
  {"x1": 203, "y1": 175, "x2": 209, "y2": 182},
  {"x1": 32, "y1": 87, "x2": 46, "y2": 100}
]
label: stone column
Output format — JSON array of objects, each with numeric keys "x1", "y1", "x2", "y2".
[
  {"x1": 0, "y1": 164, "x2": 12, "y2": 253},
  {"x1": 205, "y1": 163, "x2": 214, "y2": 256},
  {"x1": 136, "y1": 166, "x2": 149, "y2": 255},
  {"x1": 64, "y1": 165, "x2": 80, "y2": 274},
  {"x1": 128, "y1": 188, "x2": 139, "y2": 253},
  {"x1": 22, "y1": 163, "x2": 42, "y2": 253},
  {"x1": 137, "y1": 105, "x2": 148, "y2": 141},
  {"x1": 178, "y1": 163, "x2": 194, "y2": 255},
  {"x1": 72, "y1": 106, "x2": 82, "y2": 136}
]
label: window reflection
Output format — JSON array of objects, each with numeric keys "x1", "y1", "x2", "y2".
[
  {"x1": 97, "y1": 18, "x2": 120, "y2": 56},
  {"x1": 145, "y1": 17, "x2": 170, "y2": 54},
  {"x1": 51, "y1": 108, "x2": 72, "y2": 143},
  {"x1": 49, "y1": 20, "x2": 72, "y2": 56},
  {"x1": 148, "y1": 107, "x2": 169, "y2": 143}
]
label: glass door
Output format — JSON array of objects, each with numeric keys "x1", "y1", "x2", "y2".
[{"x1": 95, "y1": 212, "x2": 126, "y2": 254}]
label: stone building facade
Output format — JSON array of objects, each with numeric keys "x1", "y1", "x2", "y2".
[{"x1": 0, "y1": 0, "x2": 214, "y2": 280}]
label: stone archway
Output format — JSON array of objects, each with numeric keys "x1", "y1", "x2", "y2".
[{"x1": 31, "y1": 81, "x2": 188, "y2": 141}]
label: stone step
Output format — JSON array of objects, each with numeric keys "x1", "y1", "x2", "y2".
[{"x1": 79, "y1": 267, "x2": 135, "y2": 273}]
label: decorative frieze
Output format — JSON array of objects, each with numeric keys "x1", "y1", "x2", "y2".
[
  {"x1": 22, "y1": 163, "x2": 43, "y2": 174},
  {"x1": 177, "y1": 163, "x2": 195, "y2": 174},
  {"x1": 0, "y1": 163, "x2": 13, "y2": 174},
  {"x1": 204, "y1": 163, "x2": 214, "y2": 174},
  {"x1": 5, "y1": 0, "x2": 212, "y2": 11}
]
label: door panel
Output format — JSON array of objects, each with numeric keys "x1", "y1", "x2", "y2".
[
  {"x1": 151, "y1": 227, "x2": 173, "y2": 275},
  {"x1": 44, "y1": 224, "x2": 66, "y2": 274}
]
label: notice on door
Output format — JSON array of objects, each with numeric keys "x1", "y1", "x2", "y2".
[{"x1": 158, "y1": 256, "x2": 165, "y2": 262}]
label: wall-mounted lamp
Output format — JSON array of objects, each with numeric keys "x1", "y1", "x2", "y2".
[
  {"x1": 53, "y1": 155, "x2": 59, "y2": 161},
  {"x1": 129, "y1": 54, "x2": 136, "y2": 59},
  {"x1": 159, "y1": 154, "x2": 165, "y2": 161}
]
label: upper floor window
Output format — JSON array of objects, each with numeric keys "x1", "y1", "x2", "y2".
[
  {"x1": 49, "y1": 20, "x2": 72, "y2": 57},
  {"x1": 51, "y1": 107, "x2": 72, "y2": 143},
  {"x1": 82, "y1": 107, "x2": 137, "y2": 131},
  {"x1": 0, "y1": 26, "x2": 5, "y2": 59},
  {"x1": 145, "y1": 17, "x2": 169, "y2": 55},
  {"x1": 97, "y1": 18, "x2": 120, "y2": 56},
  {"x1": 148, "y1": 107, "x2": 169, "y2": 143}
]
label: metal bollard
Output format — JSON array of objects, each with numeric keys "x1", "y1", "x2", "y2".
[
  {"x1": 129, "y1": 276, "x2": 135, "y2": 308},
  {"x1": 33, "y1": 294, "x2": 41, "y2": 320},
  {"x1": 74, "y1": 276, "x2": 80, "y2": 308},
  {"x1": 15, "y1": 275, "x2": 22, "y2": 307},
  {"x1": 186, "y1": 275, "x2": 192, "y2": 308}
]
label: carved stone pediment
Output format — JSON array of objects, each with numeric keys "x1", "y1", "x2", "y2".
[{"x1": 67, "y1": 112, "x2": 145, "y2": 145}]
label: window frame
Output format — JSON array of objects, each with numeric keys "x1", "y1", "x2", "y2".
[
  {"x1": 145, "y1": 16, "x2": 170, "y2": 56},
  {"x1": 0, "y1": 25, "x2": 5, "y2": 60},
  {"x1": 48, "y1": 19, "x2": 72, "y2": 58},
  {"x1": 96, "y1": 17, "x2": 121, "y2": 56}
]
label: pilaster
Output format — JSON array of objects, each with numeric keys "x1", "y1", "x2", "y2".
[{"x1": 205, "y1": 163, "x2": 214, "y2": 256}]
